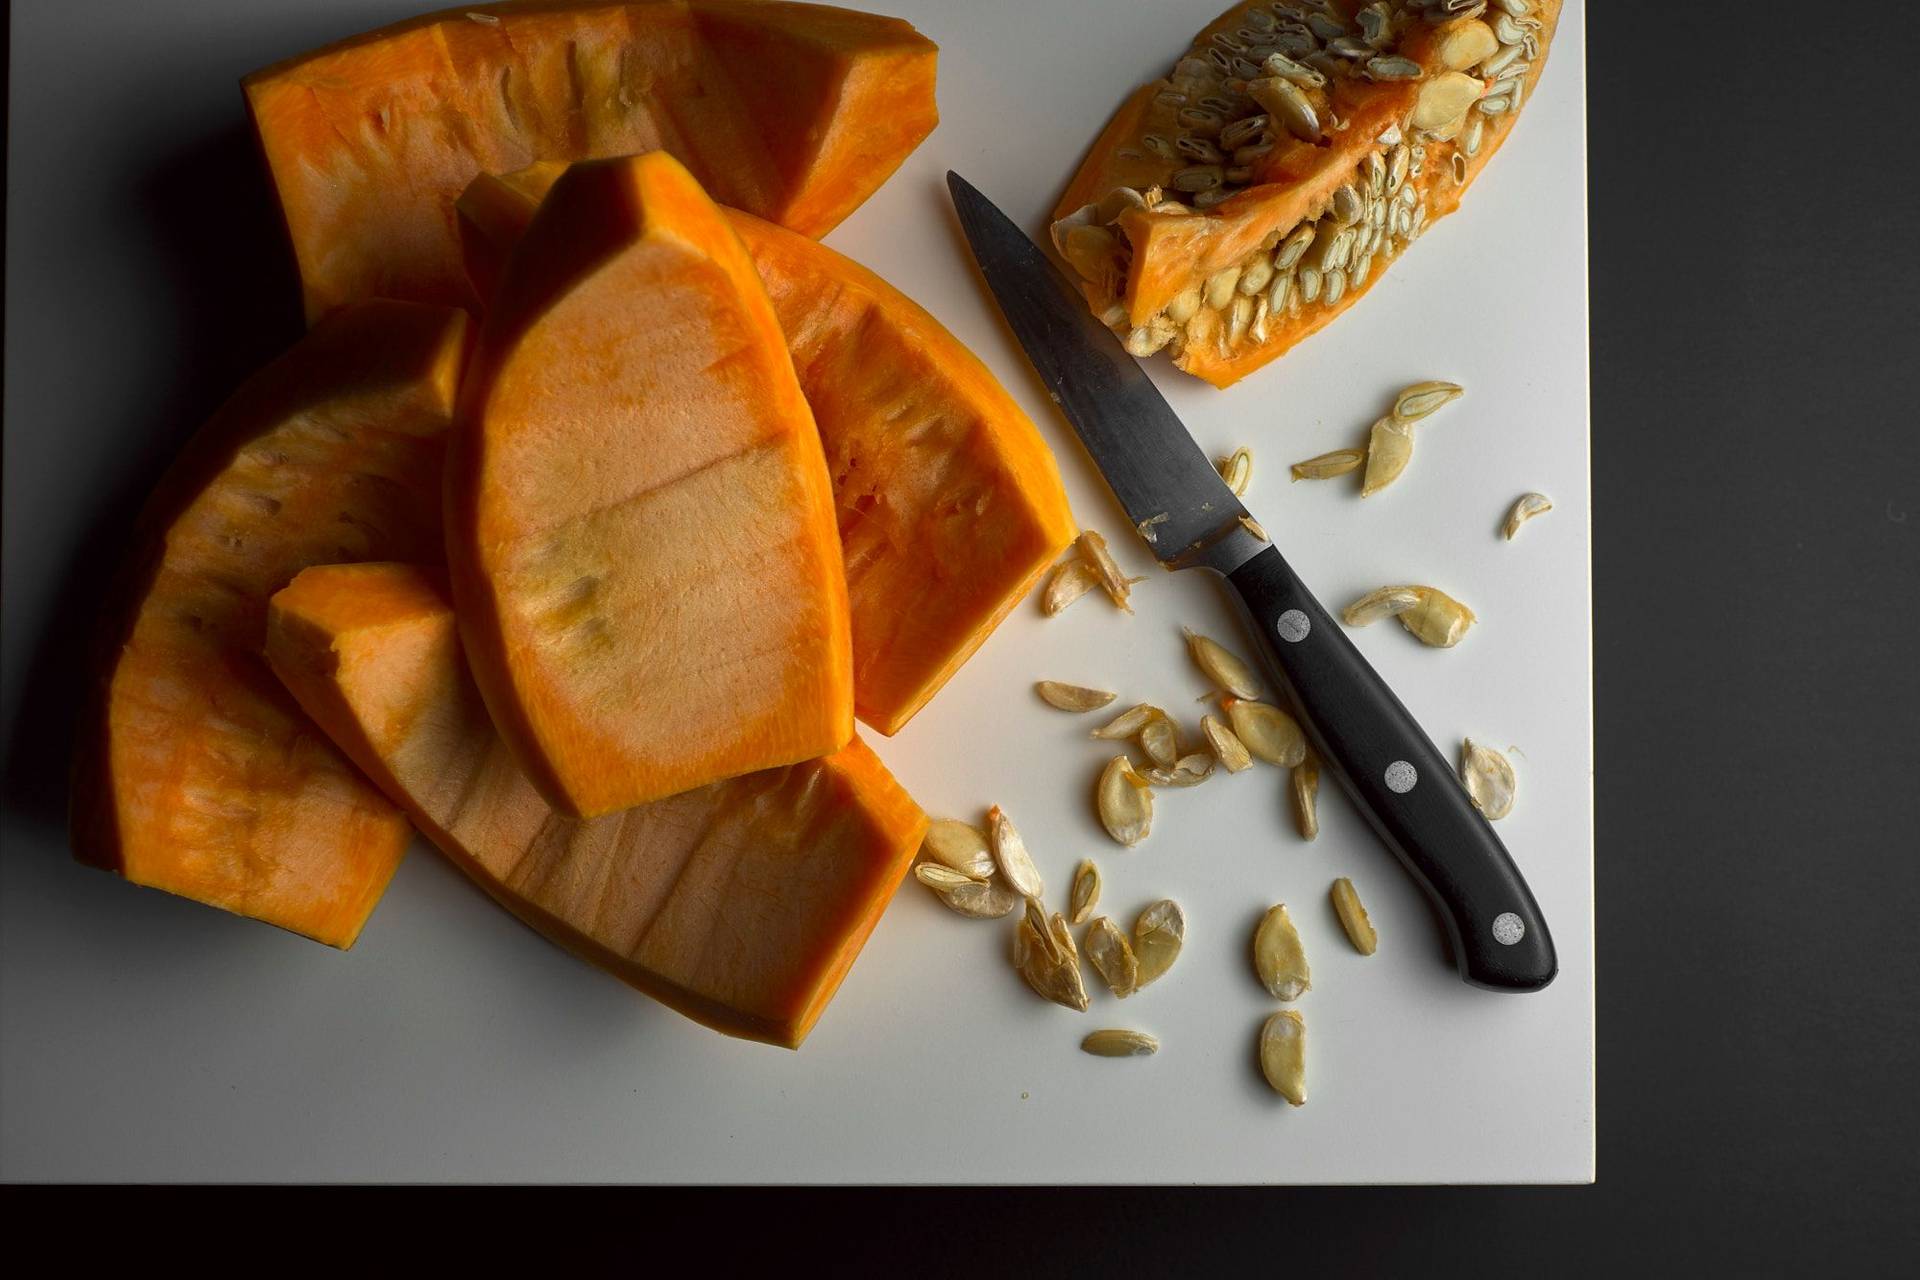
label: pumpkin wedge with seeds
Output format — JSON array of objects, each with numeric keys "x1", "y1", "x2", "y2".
[{"x1": 1051, "y1": 0, "x2": 1561, "y2": 386}]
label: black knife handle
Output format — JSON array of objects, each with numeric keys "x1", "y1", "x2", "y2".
[{"x1": 1222, "y1": 546, "x2": 1557, "y2": 992}]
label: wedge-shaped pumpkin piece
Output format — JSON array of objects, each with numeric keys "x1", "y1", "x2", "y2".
[
  {"x1": 245, "y1": 0, "x2": 940, "y2": 321},
  {"x1": 458, "y1": 163, "x2": 1077, "y2": 733},
  {"x1": 70, "y1": 301, "x2": 470, "y2": 946},
  {"x1": 1049, "y1": 0, "x2": 1561, "y2": 386},
  {"x1": 266, "y1": 563, "x2": 925, "y2": 1047},
  {"x1": 449, "y1": 152, "x2": 852, "y2": 817}
]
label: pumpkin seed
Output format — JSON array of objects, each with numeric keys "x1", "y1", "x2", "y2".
[
  {"x1": 1305, "y1": 11, "x2": 1346, "y2": 41},
  {"x1": 1502, "y1": 492, "x2": 1553, "y2": 540},
  {"x1": 1362, "y1": 416, "x2": 1414, "y2": 495},
  {"x1": 1037, "y1": 680, "x2": 1118, "y2": 712},
  {"x1": 1173, "y1": 164, "x2": 1225, "y2": 193},
  {"x1": 1238, "y1": 515, "x2": 1270, "y2": 544},
  {"x1": 1463, "y1": 114, "x2": 1487, "y2": 157},
  {"x1": 1411, "y1": 71, "x2": 1483, "y2": 133},
  {"x1": 1077, "y1": 530, "x2": 1144, "y2": 612},
  {"x1": 1365, "y1": 54, "x2": 1424, "y2": 80},
  {"x1": 1300, "y1": 266, "x2": 1324, "y2": 303},
  {"x1": 1069, "y1": 859, "x2": 1101, "y2": 925},
  {"x1": 1492, "y1": 0, "x2": 1533, "y2": 15},
  {"x1": 1132, "y1": 899, "x2": 1186, "y2": 987},
  {"x1": 1387, "y1": 144, "x2": 1410, "y2": 194},
  {"x1": 1081, "y1": 1028, "x2": 1158, "y2": 1057},
  {"x1": 936, "y1": 875, "x2": 1021, "y2": 919},
  {"x1": 915, "y1": 862, "x2": 979, "y2": 891},
  {"x1": 1450, "y1": 151, "x2": 1471, "y2": 185},
  {"x1": 1291, "y1": 754, "x2": 1321, "y2": 840},
  {"x1": 1166, "y1": 286, "x2": 1204, "y2": 324},
  {"x1": 1043, "y1": 559, "x2": 1099, "y2": 615},
  {"x1": 1097, "y1": 756, "x2": 1154, "y2": 847},
  {"x1": 1322, "y1": 267, "x2": 1347, "y2": 307},
  {"x1": 1357, "y1": 1, "x2": 1392, "y2": 46},
  {"x1": 1329, "y1": 35, "x2": 1372, "y2": 59},
  {"x1": 1237, "y1": 258, "x2": 1275, "y2": 297},
  {"x1": 1460, "y1": 738, "x2": 1516, "y2": 818},
  {"x1": 1139, "y1": 711, "x2": 1181, "y2": 769},
  {"x1": 1248, "y1": 76, "x2": 1321, "y2": 143},
  {"x1": 1436, "y1": 18, "x2": 1499, "y2": 70},
  {"x1": 922, "y1": 818, "x2": 997, "y2": 879},
  {"x1": 1291, "y1": 447, "x2": 1366, "y2": 481},
  {"x1": 1217, "y1": 446, "x2": 1254, "y2": 496},
  {"x1": 1392, "y1": 380, "x2": 1463, "y2": 422},
  {"x1": 1125, "y1": 324, "x2": 1177, "y2": 358},
  {"x1": 1204, "y1": 266, "x2": 1243, "y2": 310},
  {"x1": 1274, "y1": 223, "x2": 1316, "y2": 270},
  {"x1": 1254, "y1": 903, "x2": 1312, "y2": 1001},
  {"x1": 1202, "y1": 714, "x2": 1253, "y2": 773},
  {"x1": 1092, "y1": 702, "x2": 1158, "y2": 740},
  {"x1": 1330, "y1": 877, "x2": 1378, "y2": 955},
  {"x1": 1219, "y1": 113, "x2": 1271, "y2": 151},
  {"x1": 1085, "y1": 916, "x2": 1140, "y2": 997},
  {"x1": 1015, "y1": 909, "x2": 1089, "y2": 1012},
  {"x1": 1224, "y1": 698, "x2": 1306, "y2": 767},
  {"x1": 1483, "y1": 38, "x2": 1524, "y2": 74},
  {"x1": 1331, "y1": 183, "x2": 1364, "y2": 226},
  {"x1": 1145, "y1": 753, "x2": 1215, "y2": 788},
  {"x1": 1259, "y1": 1010, "x2": 1308, "y2": 1105},
  {"x1": 1185, "y1": 627, "x2": 1262, "y2": 699},
  {"x1": 1262, "y1": 51, "x2": 1326, "y2": 88},
  {"x1": 987, "y1": 805, "x2": 1044, "y2": 900},
  {"x1": 1399, "y1": 587, "x2": 1476, "y2": 647},
  {"x1": 1059, "y1": 223, "x2": 1119, "y2": 284}
]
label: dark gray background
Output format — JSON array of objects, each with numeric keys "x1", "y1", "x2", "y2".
[{"x1": 4, "y1": 0, "x2": 1917, "y2": 1266}]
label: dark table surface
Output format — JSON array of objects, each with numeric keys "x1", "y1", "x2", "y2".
[{"x1": 5, "y1": 0, "x2": 1918, "y2": 1265}]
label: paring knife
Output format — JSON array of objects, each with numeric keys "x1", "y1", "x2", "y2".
[{"x1": 948, "y1": 172, "x2": 1555, "y2": 993}]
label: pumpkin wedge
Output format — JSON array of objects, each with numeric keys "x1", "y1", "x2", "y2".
[
  {"x1": 449, "y1": 152, "x2": 852, "y2": 818},
  {"x1": 70, "y1": 301, "x2": 470, "y2": 946},
  {"x1": 266, "y1": 562, "x2": 925, "y2": 1048},
  {"x1": 244, "y1": 0, "x2": 940, "y2": 322},
  {"x1": 457, "y1": 162, "x2": 1078, "y2": 734},
  {"x1": 1049, "y1": 0, "x2": 1561, "y2": 387}
]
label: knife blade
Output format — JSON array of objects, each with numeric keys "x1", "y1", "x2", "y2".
[{"x1": 948, "y1": 171, "x2": 1556, "y2": 993}]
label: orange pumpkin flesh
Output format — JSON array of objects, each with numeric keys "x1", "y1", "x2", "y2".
[
  {"x1": 448, "y1": 152, "x2": 852, "y2": 818},
  {"x1": 458, "y1": 164, "x2": 1078, "y2": 734},
  {"x1": 1050, "y1": 0, "x2": 1561, "y2": 387},
  {"x1": 266, "y1": 562, "x2": 925, "y2": 1048},
  {"x1": 244, "y1": 0, "x2": 938, "y2": 322},
  {"x1": 70, "y1": 301, "x2": 470, "y2": 946}
]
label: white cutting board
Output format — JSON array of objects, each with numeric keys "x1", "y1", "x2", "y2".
[{"x1": 0, "y1": 0, "x2": 1592, "y2": 1182}]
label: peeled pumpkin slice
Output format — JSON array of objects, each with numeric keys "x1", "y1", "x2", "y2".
[
  {"x1": 266, "y1": 562, "x2": 925, "y2": 1048},
  {"x1": 449, "y1": 151, "x2": 852, "y2": 818},
  {"x1": 457, "y1": 162, "x2": 1078, "y2": 734},
  {"x1": 70, "y1": 301, "x2": 470, "y2": 946},
  {"x1": 1050, "y1": 0, "x2": 1561, "y2": 386},
  {"x1": 244, "y1": 0, "x2": 939, "y2": 321}
]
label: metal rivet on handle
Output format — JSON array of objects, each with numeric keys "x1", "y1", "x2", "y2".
[
  {"x1": 1491, "y1": 912, "x2": 1525, "y2": 945},
  {"x1": 1276, "y1": 609, "x2": 1310, "y2": 642},
  {"x1": 1383, "y1": 760, "x2": 1417, "y2": 793}
]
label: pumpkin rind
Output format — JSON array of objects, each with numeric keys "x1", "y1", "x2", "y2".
[
  {"x1": 447, "y1": 152, "x2": 853, "y2": 818},
  {"x1": 244, "y1": 0, "x2": 939, "y2": 322},
  {"x1": 266, "y1": 562, "x2": 925, "y2": 1048},
  {"x1": 70, "y1": 301, "x2": 470, "y2": 946}
]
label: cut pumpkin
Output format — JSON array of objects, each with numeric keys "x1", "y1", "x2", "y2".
[
  {"x1": 266, "y1": 562, "x2": 925, "y2": 1048},
  {"x1": 244, "y1": 0, "x2": 940, "y2": 321},
  {"x1": 448, "y1": 151, "x2": 852, "y2": 818},
  {"x1": 70, "y1": 301, "x2": 470, "y2": 946},
  {"x1": 458, "y1": 162, "x2": 1078, "y2": 734},
  {"x1": 1049, "y1": 0, "x2": 1561, "y2": 386}
]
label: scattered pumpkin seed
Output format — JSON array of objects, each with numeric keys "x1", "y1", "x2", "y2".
[
  {"x1": 1460, "y1": 738, "x2": 1516, "y2": 819},
  {"x1": 1092, "y1": 703, "x2": 1159, "y2": 741},
  {"x1": 1081, "y1": 1028, "x2": 1158, "y2": 1057},
  {"x1": 1224, "y1": 698, "x2": 1306, "y2": 767},
  {"x1": 1097, "y1": 756, "x2": 1155, "y2": 847},
  {"x1": 1399, "y1": 587, "x2": 1476, "y2": 647},
  {"x1": 1077, "y1": 530, "x2": 1144, "y2": 613},
  {"x1": 1361, "y1": 416, "x2": 1414, "y2": 495},
  {"x1": 1330, "y1": 877, "x2": 1378, "y2": 955},
  {"x1": 1085, "y1": 916, "x2": 1141, "y2": 997},
  {"x1": 1341, "y1": 585, "x2": 1423, "y2": 627},
  {"x1": 1239, "y1": 514, "x2": 1271, "y2": 543},
  {"x1": 1139, "y1": 711, "x2": 1181, "y2": 768},
  {"x1": 1291, "y1": 754, "x2": 1321, "y2": 840},
  {"x1": 1291, "y1": 447, "x2": 1366, "y2": 481},
  {"x1": 1501, "y1": 492, "x2": 1554, "y2": 540},
  {"x1": 1036, "y1": 680, "x2": 1119, "y2": 712},
  {"x1": 1202, "y1": 714, "x2": 1253, "y2": 772},
  {"x1": 914, "y1": 863, "x2": 979, "y2": 891},
  {"x1": 1217, "y1": 447, "x2": 1253, "y2": 496},
  {"x1": 922, "y1": 818, "x2": 996, "y2": 879},
  {"x1": 1043, "y1": 559, "x2": 1099, "y2": 615},
  {"x1": 1392, "y1": 379, "x2": 1465, "y2": 423},
  {"x1": 1015, "y1": 909, "x2": 1089, "y2": 1012},
  {"x1": 1254, "y1": 903, "x2": 1312, "y2": 1001},
  {"x1": 1145, "y1": 753, "x2": 1215, "y2": 788},
  {"x1": 1132, "y1": 899, "x2": 1186, "y2": 987},
  {"x1": 1185, "y1": 627, "x2": 1262, "y2": 699},
  {"x1": 1069, "y1": 859, "x2": 1101, "y2": 925},
  {"x1": 1258, "y1": 1010, "x2": 1307, "y2": 1105},
  {"x1": 935, "y1": 875, "x2": 1021, "y2": 919},
  {"x1": 987, "y1": 805, "x2": 1044, "y2": 900}
]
